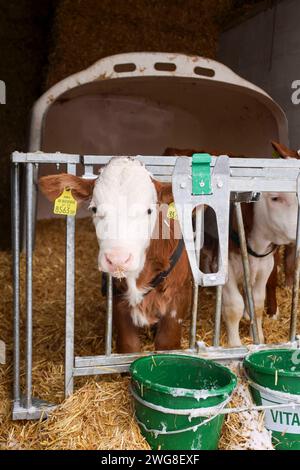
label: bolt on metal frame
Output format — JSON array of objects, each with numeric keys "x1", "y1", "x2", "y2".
[{"x1": 11, "y1": 152, "x2": 300, "y2": 420}]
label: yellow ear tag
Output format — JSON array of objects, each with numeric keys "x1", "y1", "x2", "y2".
[
  {"x1": 272, "y1": 150, "x2": 280, "y2": 158},
  {"x1": 54, "y1": 187, "x2": 77, "y2": 216},
  {"x1": 167, "y1": 202, "x2": 178, "y2": 220}
]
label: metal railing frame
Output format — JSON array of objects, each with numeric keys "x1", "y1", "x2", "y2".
[{"x1": 11, "y1": 152, "x2": 300, "y2": 420}]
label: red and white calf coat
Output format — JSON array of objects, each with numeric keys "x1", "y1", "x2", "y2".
[{"x1": 39, "y1": 158, "x2": 192, "y2": 353}]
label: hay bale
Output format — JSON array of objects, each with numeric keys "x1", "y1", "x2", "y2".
[{"x1": 46, "y1": 0, "x2": 234, "y2": 88}]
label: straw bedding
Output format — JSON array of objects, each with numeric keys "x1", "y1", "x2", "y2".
[{"x1": 0, "y1": 217, "x2": 295, "y2": 450}]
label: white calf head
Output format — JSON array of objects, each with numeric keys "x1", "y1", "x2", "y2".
[
  {"x1": 257, "y1": 192, "x2": 298, "y2": 245},
  {"x1": 261, "y1": 141, "x2": 300, "y2": 244},
  {"x1": 90, "y1": 158, "x2": 157, "y2": 277},
  {"x1": 39, "y1": 158, "x2": 158, "y2": 279}
]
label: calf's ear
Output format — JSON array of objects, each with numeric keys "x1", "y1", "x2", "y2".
[
  {"x1": 39, "y1": 173, "x2": 95, "y2": 202},
  {"x1": 271, "y1": 141, "x2": 298, "y2": 159},
  {"x1": 152, "y1": 179, "x2": 173, "y2": 204}
]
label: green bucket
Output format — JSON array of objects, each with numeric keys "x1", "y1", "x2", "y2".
[
  {"x1": 130, "y1": 354, "x2": 237, "y2": 450},
  {"x1": 244, "y1": 349, "x2": 300, "y2": 450}
]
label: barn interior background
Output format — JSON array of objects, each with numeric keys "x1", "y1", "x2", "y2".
[{"x1": 0, "y1": 0, "x2": 298, "y2": 450}]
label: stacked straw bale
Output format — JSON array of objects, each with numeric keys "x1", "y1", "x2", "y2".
[{"x1": 45, "y1": 0, "x2": 234, "y2": 88}]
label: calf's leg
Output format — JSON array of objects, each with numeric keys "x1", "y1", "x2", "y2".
[
  {"x1": 285, "y1": 244, "x2": 295, "y2": 287},
  {"x1": 252, "y1": 257, "x2": 274, "y2": 344},
  {"x1": 114, "y1": 302, "x2": 141, "y2": 353},
  {"x1": 265, "y1": 252, "x2": 279, "y2": 318},
  {"x1": 154, "y1": 282, "x2": 192, "y2": 350},
  {"x1": 222, "y1": 271, "x2": 244, "y2": 347},
  {"x1": 155, "y1": 310, "x2": 182, "y2": 350}
]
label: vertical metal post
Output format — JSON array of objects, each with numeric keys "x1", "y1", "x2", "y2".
[
  {"x1": 12, "y1": 163, "x2": 20, "y2": 403},
  {"x1": 105, "y1": 275, "x2": 113, "y2": 356},
  {"x1": 213, "y1": 238, "x2": 224, "y2": 347},
  {"x1": 189, "y1": 206, "x2": 203, "y2": 349},
  {"x1": 290, "y1": 181, "x2": 300, "y2": 341},
  {"x1": 65, "y1": 163, "x2": 76, "y2": 397},
  {"x1": 235, "y1": 202, "x2": 259, "y2": 344},
  {"x1": 213, "y1": 285, "x2": 223, "y2": 347},
  {"x1": 26, "y1": 163, "x2": 34, "y2": 409}
]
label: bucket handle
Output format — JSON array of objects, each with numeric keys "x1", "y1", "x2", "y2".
[
  {"x1": 245, "y1": 372, "x2": 300, "y2": 404},
  {"x1": 130, "y1": 386, "x2": 231, "y2": 422},
  {"x1": 135, "y1": 414, "x2": 223, "y2": 437},
  {"x1": 131, "y1": 384, "x2": 300, "y2": 432}
]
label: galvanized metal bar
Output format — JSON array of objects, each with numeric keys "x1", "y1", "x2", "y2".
[
  {"x1": 25, "y1": 163, "x2": 34, "y2": 409},
  {"x1": 12, "y1": 163, "x2": 20, "y2": 402},
  {"x1": 65, "y1": 163, "x2": 76, "y2": 397},
  {"x1": 73, "y1": 365, "x2": 130, "y2": 377},
  {"x1": 75, "y1": 348, "x2": 197, "y2": 368},
  {"x1": 14, "y1": 152, "x2": 300, "y2": 170},
  {"x1": 105, "y1": 275, "x2": 113, "y2": 356},
  {"x1": 213, "y1": 285, "x2": 223, "y2": 347},
  {"x1": 76, "y1": 352, "x2": 149, "y2": 368},
  {"x1": 12, "y1": 151, "x2": 80, "y2": 164},
  {"x1": 32, "y1": 164, "x2": 39, "y2": 250},
  {"x1": 82, "y1": 164, "x2": 97, "y2": 179},
  {"x1": 190, "y1": 285, "x2": 199, "y2": 349},
  {"x1": 75, "y1": 341, "x2": 298, "y2": 371},
  {"x1": 290, "y1": 174, "x2": 300, "y2": 341},
  {"x1": 83, "y1": 155, "x2": 300, "y2": 169},
  {"x1": 229, "y1": 180, "x2": 300, "y2": 193},
  {"x1": 213, "y1": 236, "x2": 224, "y2": 347},
  {"x1": 83, "y1": 155, "x2": 178, "y2": 166},
  {"x1": 189, "y1": 207, "x2": 203, "y2": 348},
  {"x1": 235, "y1": 202, "x2": 259, "y2": 344},
  {"x1": 13, "y1": 153, "x2": 300, "y2": 191}
]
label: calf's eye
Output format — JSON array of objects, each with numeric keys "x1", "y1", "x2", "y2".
[
  {"x1": 90, "y1": 206, "x2": 97, "y2": 214},
  {"x1": 147, "y1": 208, "x2": 152, "y2": 215},
  {"x1": 271, "y1": 197, "x2": 279, "y2": 202}
]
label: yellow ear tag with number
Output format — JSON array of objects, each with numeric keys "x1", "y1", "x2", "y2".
[
  {"x1": 167, "y1": 202, "x2": 178, "y2": 220},
  {"x1": 54, "y1": 187, "x2": 77, "y2": 216}
]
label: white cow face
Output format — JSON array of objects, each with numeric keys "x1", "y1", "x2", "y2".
[
  {"x1": 90, "y1": 158, "x2": 158, "y2": 278},
  {"x1": 256, "y1": 142, "x2": 300, "y2": 245},
  {"x1": 257, "y1": 192, "x2": 298, "y2": 245}
]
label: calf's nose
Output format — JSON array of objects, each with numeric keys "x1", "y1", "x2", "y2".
[{"x1": 105, "y1": 250, "x2": 132, "y2": 271}]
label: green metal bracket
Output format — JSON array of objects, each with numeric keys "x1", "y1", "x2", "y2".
[{"x1": 192, "y1": 153, "x2": 212, "y2": 195}]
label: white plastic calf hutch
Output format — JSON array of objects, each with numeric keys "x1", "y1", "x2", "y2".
[{"x1": 12, "y1": 53, "x2": 300, "y2": 420}]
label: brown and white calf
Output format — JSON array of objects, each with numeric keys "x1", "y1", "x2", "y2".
[
  {"x1": 39, "y1": 158, "x2": 192, "y2": 353},
  {"x1": 164, "y1": 146, "x2": 298, "y2": 347}
]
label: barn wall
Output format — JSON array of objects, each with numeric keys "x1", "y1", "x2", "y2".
[
  {"x1": 218, "y1": 0, "x2": 300, "y2": 149},
  {"x1": 0, "y1": 0, "x2": 55, "y2": 249}
]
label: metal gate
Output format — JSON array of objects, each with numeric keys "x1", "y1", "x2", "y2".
[{"x1": 11, "y1": 152, "x2": 300, "y2": 420}]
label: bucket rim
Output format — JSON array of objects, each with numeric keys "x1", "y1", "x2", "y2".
[
  {"x1": 130, "y1": 353, "x2": 237, "y2": 399},
  {"x1": 244, "y1": 348, "x2": 300, "y2": 379}
]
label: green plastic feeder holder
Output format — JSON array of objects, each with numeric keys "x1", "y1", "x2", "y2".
[{"x1": 192, "y1": 153, "x2": 212, "y2": 195}]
